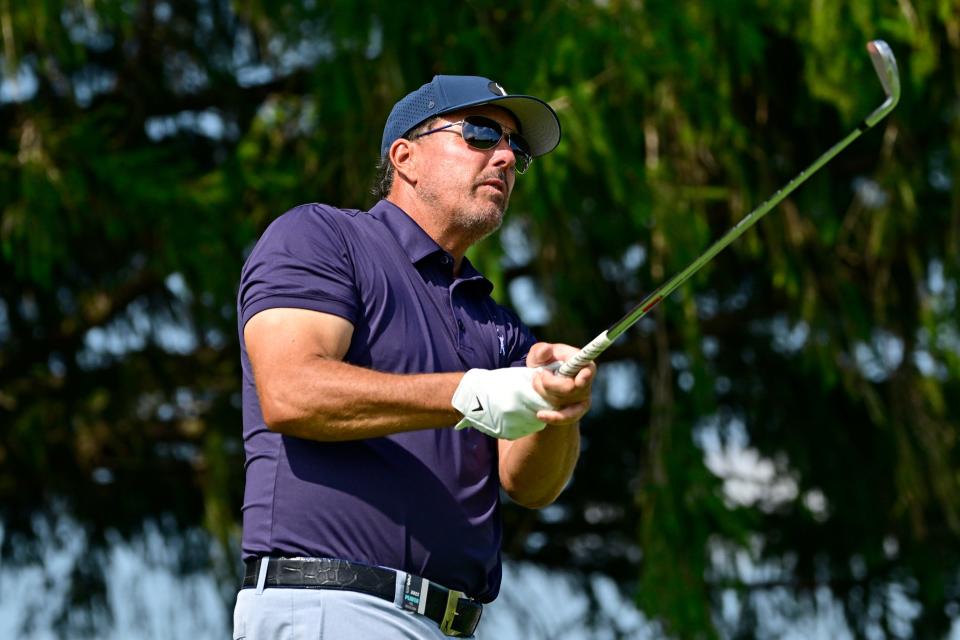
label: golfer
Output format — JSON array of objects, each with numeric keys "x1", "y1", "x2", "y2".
[{"x1": 234, "y1": 75, "x2": 596, "y2": 639}]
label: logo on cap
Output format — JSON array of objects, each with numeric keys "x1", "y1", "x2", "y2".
[{"x1": 488, "y1": 82, "x2": 507, "y2": 96}]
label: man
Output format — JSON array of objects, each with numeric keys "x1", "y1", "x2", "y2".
[{"x1": 234, "y1": 75, "x2": 596, "y2": 639}]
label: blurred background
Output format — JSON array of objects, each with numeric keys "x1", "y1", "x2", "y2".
[{"x1": 1, "y1": 1, "x2": 959, "y2": 638}]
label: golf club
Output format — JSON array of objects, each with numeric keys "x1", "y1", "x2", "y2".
[{"x1": 556, "y1": 40, "x2": 901, "y2": 378}]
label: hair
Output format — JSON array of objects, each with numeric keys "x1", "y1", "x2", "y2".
[
  {"x1": 370, "y1": 117, "x2": 440, "y2": 201},
  {"x1": 370, "y1": 155, "x2": 395, "y2": 202}
]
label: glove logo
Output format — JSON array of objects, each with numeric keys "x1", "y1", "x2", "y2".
[{"x1": 473, "y1": 397, "x2": 484, "y2": 412}]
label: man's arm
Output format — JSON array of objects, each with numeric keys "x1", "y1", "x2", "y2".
[
  {"x1": 247, "y1": 307, "x2": 597, "y2": 496},
  {"x1": 245, "y1": 307, "x2": 464, "y2": 440},
  {"x1": 498, "y1": 343, "x2": 595, "y2": 509}
]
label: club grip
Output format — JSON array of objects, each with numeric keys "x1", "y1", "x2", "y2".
[{"x1": 557, "y1": 332, "x2": 613, "y2": 377}]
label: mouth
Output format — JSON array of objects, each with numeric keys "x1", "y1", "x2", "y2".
[{"x1": 478, "y1": 178, "x2": 506, "y2": 195}]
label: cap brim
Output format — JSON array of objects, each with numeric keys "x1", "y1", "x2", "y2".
[{"x1": 439, "y1": 94, "x2": 561, "y2": 157}]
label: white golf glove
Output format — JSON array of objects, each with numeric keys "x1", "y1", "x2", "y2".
[{"x1": 451, "y1": 367, "x2": 554, "y2": 440}]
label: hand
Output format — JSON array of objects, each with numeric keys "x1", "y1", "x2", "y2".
[
  {"x1": 526, "y1": 342, "x2": 596, "y2": 426},
  {"x1": 451, "y1": 367, "x2": 554, "y2": 440}
]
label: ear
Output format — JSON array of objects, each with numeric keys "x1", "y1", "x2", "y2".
[{"x1": 389, "y1": 138, "x2": 417, "y2": 186}]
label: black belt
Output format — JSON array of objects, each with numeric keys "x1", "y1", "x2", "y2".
[{"x1": 242, "y1": 557, "x2": 482, "y2": 637}]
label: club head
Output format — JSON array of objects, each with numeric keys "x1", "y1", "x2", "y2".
[{"x1": 865, "y1": 40, "x2": 900, "y2": 124}]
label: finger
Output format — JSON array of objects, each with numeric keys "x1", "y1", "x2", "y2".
[
  {"x1": 545, "y1": 343, "x2": 585, "y2": 360},
  {"x1": 527, "y1": 342, "x2": 589, "y2": 368},
  {"x1": 540, "y1": 343, "x2": 603, "y2": 373},
  {"x1": 537, "y1": 366, "x2": 595, "y2": 400},
  {"x1": 533, "y1": 370, "x2": 579, "y2": 404},
  {"x1": 525, "y1": 342, "x2": 557, "y2": 368},
  {"x1": 536, "y1": 383, "x2": 592, "y2": 407},
  {"x1": 570, "y1": 362, "x2": 596, "y2": 387},
  {"x1": 536, "y1": 399, "x2": 591, "y2": 425},
  {"x1": 542, "y1": 356, "x2": 598, "y2": 385},
  {"x1": 527, "y1": 343, "x2": 601, "y2": 387}
]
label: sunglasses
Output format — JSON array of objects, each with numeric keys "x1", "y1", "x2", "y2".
[{"x1": 411, "y1": 115, "x2": 533, "y2": 174}]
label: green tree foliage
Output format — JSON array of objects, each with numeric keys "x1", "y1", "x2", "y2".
[{"x1": 1, "y1": 1, "x2": 958, "y2": 637}]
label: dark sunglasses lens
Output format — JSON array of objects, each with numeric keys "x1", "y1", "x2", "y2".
[
  {"x1": 508, "y1": 137, "x2": 532, "y2": 173},
  {"x1": 461, "y1": 117, "x2": 502, "y2": 149},
  {"x1": 462, "y1": 116, "x2": 533, "y2": 174}
]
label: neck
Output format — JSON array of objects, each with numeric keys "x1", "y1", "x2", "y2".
[{"x1": 386, "y1": 192, "x2": 473, "y2": 271}]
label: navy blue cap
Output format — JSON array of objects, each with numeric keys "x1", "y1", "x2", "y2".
[{"x1": 380, "y1": 75, "x2": 561, "y2": 158}]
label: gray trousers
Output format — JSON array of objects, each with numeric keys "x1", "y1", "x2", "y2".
[{"x1": 233, "y1": 586, "x2": 475, "y2": 639}]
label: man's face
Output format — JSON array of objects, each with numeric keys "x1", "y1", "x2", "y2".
[{"x1": 409, "y1": 104, "x2": 521, "y2": 244}]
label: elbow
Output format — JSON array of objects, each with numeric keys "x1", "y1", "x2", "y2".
[
  {"x1": 258, "y1": 386, "x2": 310, "y2": 435},
  {"x1": 257, "y1": 382, "x2": 347, "y2": 440},
  {"x1": 501, "y1": 479, "x2": 564, "y2": 510},
  {"x1": 260, "y1": 403, "x2": 298, "y2": 435},
  {"x1": 509, "y1": 493, "x2": 560, "y2": 510}
]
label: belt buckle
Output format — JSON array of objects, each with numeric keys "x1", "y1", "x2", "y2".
[{"x1": 439, "y1": 588, "x2": 465, "y2": 637}]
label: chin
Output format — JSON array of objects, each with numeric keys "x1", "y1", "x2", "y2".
[
  {"x1": 481, "y1": 202, "x2": 507, "y2": 228},
  {"x1": 461, "y1": 208, "x2": 504, "y2": 242}
]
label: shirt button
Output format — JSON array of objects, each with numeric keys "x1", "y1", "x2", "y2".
[
  {"x1": 441, "y1": 255, "x2": 452, "y2": 265},
  {"x1": 457, "y1": 319, "x2": 464, "y2": 332}
]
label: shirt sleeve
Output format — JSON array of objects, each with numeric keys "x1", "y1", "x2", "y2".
[
  {"x1": 238, "y1": 204, "x2": 360, "y2": 329},
  {"x1": 498, "y1": 306, "x2": 538, "y2": 368}
]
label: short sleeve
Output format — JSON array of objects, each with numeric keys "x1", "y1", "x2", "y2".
[{"x1": 238, "y1": 204, "x2": 360, "y2": 329}]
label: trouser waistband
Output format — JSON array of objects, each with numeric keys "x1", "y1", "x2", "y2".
[{"x1": 241, "y1": 557, "x2": 482, "y2": 637}]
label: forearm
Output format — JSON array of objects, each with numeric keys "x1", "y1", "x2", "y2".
[
  {"x1": 498, "y1": 423, "x2": 581, "y2": 509},
  {"x1": 258, "y1": 357, "x2": 463, "y2": 441}
]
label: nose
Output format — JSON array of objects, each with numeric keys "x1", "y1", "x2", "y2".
[{"x1": 490, "y1": 136, "x2": 517, "y2": 171}]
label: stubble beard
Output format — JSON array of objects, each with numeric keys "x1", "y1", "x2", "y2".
[
  {"x1": 418, "y1": 170, "x2": 510, "y2": 245},
  {"x1": 458, "y1": 193, "x2": 507, "y2": 243}
]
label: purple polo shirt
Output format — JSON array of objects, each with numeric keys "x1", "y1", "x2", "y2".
[{"x1": 237, "y1": 200, "x2": 536, "y2": 602}]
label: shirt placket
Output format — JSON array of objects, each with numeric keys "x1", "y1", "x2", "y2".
[
  {"x1": 448, "y1": 278, "x2": 467, "y2": 352},
  {"x1": 426, "y1": 254, "x2": 463, "y2": 351},
  {"x1": 451, "y1": 281, "x2": 504, "y2": 370}
]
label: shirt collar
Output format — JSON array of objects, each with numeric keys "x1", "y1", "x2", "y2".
[
  {"x1": 369, "y1": 199, "x2": 441, "y2": 264},
  {"x1": 369, "y1": 200, "x2": 493, "y2": 293}
]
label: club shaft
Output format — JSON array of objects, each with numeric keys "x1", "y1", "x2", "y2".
[
  {"x1": 613, "y1": 126, "x2": 865, "y2": 339},
  {"x1": 557, "y1": 114, "x2": 885, "y2": 379}
]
